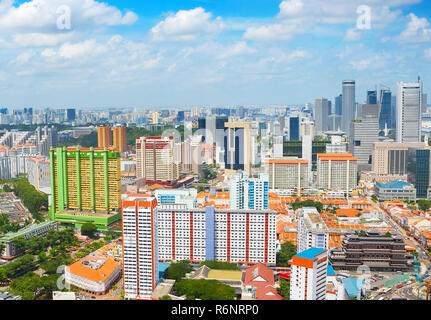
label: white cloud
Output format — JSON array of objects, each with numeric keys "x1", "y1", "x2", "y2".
[
  {"x1": 244, "y1": 0, "x2": 418, "y2": 42},
  {"x1": 397, "y1": 13, "x2": 431, "y2": 43},
  {"x1": 0, "y1": 0, "x2": 137, "y2": 32},
  {"x1": 349, "y1": 54, "x2": 389, "y2": 71},
  {"x1": 344, "y1": 28, "x2": 362, "y2": 41},
  {"x1": 150, "y1": 7, "x2": 226, "y2": 42}
]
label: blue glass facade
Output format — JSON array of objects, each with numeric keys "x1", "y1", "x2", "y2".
[
  {"x1": 367, "y1": 90, "x2": 378, "y2": 105},
  {"x1": 379, "y1": 89, "x2": 392, "y2": 130},
  {"x1": 416, "y1": 149, "x2": 430, "y2": 199},
  {"x1": 289, "y1": 117, "x2": 300, "y2": 141}
]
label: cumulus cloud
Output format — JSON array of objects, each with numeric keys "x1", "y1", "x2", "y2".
[
  {"x1": 344, "y1": 28, "x2": 362, "y2": 41},
  {"x1": 397, "y1": 13, "x2": 431, "y2": 43},
  {"x1": 349, "y1": 54, "x2": 389, "y2": 71},
  {"x1": 244, "y1": 0, "x2": 418, "y2": 42},
  {"x1": 150, "y1": 7, "x2": 226, "y2": 42}
]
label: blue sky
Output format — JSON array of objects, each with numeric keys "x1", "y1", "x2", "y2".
[{"x1": 0, "y1": 0, "x2": 430, "y2": 108}]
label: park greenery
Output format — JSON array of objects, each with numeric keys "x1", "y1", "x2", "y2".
[
  {"x1": 81, "y1": 223, "x2": 98, "y2": 239},
  {"x1": 199, "y1": 260, "x2": 240, "y2": 271},
  {"x1": 163, "y1": 261, "x2": 193, "y2": 281},
  {"x1": 0, "y1": 214, "x2": 21, "y2": 235},
  {"x1": 291, "y1": 198, "x2": 324, "y2": 213},
  {"x1": 278, "y1": 279, "x2": 290, "y2": 300},
  {"x1": 173, "y1": 279, "x2": 236, "y2": 300},
  {"x1": 9, "y1": 272, "x2": 60, "y2": 300},
  {"x1": 276, "y1": 241, "x2": 297, "y2": 267},
  {"x1": 8, "y1": 178, "x2": 48, "y2": 219}
]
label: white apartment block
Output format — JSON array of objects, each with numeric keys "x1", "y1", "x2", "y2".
[
  {"x1": 136, "y1": 136, "x2": 179, "y2": 184},
  {"x1": 230, "y1": 171, "x2": 269, "y2": 210},
  {"x1": 297, "y1": 207, "x2": 329, "y2": 253},
  {"x1": 122, "y1": 196, "x2": 159, "y2": 300},
  {"x1": 289, "y1": 248, "x2": 328, "y2": 300},
  {"x1": 266, "y1": 159, "x2": 309, "y2": 190},
  {"x1": 317, "y1": 153, "x2": 358, "y2": 192},
  {"x1": 157, "y1": 206, "x2": 277, "y2": 265}
]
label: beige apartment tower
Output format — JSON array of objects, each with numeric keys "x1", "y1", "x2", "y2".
[
  {"x1": 317, "y1": 153, "x2": 358, "y2": 192},
  {"x1": 224, "y1": 122, "x2": 251, "y2": 176},
  {"x1": 266, "y1": 159, "x2": 309, "y2": 191}
]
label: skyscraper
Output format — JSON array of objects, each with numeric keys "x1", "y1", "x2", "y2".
[
  {"x1": 423, "y1": 93, "x2": 428, "y2": 114},
  {"x1": 349, "y1": 104, "x2": 380, "y2": 171},
  {"x1": 122, "y1": 196, "x2": 159, "y2": 300},
  {"x1": 379, "y1": 88, "x2": 392, "y2": 130},
  {"x1": 314, "y1": 98, "x2": 330, "y2": 136},
  {"x1": 396, "y1": 80, "x2": 423, "y2": 143},
  {"x1": 342, "y1": 80, "x2": 356, "y2": 136},
  {"x1": 113, "y1": 126, "x2": 127, "y2": 153},
  {"x1": 97, "y1": 126, "x2": 112, "y2": 149},
  {"x1": 66, "y1": 108, "x2": 76, "y2": 121},
  {"x1": 49, "y1": 147, "x2": 122, "y2": 229},
  {"x1": 224, "y1": 122, "x2": 251, "y2": 175},
  {"x1": 367, "y1": 90, "x2": 378, "y2": 105},
  {"x1": 289, "y1": 117, "x2": 300, "y2": 141},
  {"x1": 230, "y1": 172, "x2": 269, "y2": 210},
  {"x1": 335, "y1": 94, "x2": 342, "y2": 116}
]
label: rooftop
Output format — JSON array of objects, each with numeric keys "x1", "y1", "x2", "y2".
[
  {"x1": 376, "y1": 181, "x2": 412, "y2": 189},
  {"x1": 207, "y1": 270, "x2": 243, "y2": 281},
  {"x1": 294, "y1": 248, "x2": 326, "y2": 260}
]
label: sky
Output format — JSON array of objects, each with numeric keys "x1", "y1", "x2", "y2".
[{"x1": 0, "y1": 0, "x2": 430, "y2": 109}]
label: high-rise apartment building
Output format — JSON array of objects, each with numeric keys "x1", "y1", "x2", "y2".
[
  {"x1": 396, "y1": 80, "x2": 423, "y2": 143},
  {"x1": 230, "y1": 172, "x2": 269, "y2": 210},
  {"x1": 113, "y1": 126, "x2": 127, "y2": 153},
  {"x1": 49, "y1": 147, "x2": 122, "y2": 229},
  {"x1": 157, "y1": 206, "x2": 277, "y2": 265},
  {"x1": 349, "y1": 104, "x2": 380, "y2": 171},
  {"x1": 224, "y1": 122, "x2": 251, "y2": 175},
  {"x1": 297, "y1": 207, "x2": 329, "y2": 253},
  {"x1": 315, "y1": 98, "x2": 330, "y2": 136},
  {"x1": 266, "y1": 159, "x2": 309, "y2": 191},
  {"x1": 152, "y1": 112, "x2": 159, "y2": 125},
  {"x1": 97, "y1": 126, "x2": 112, "y2": 149},
  {"x1": 122, "y1": 196, "x2": 159, "y2": 300},
  {"x1": 289, "y1": 248, "x2": 328, "y2": 300},
  {"x1": 341, "y1": 80, "x2": 356, "y2": 136},
  {"x1": 317, "y1": 153, "x2": 358, "y2": 192},
  {"x1": 136, "y1": 136, "x2": 180, "y2": 186}
]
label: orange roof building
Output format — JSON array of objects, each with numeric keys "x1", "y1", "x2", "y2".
[{"x1": 65, "y1": 250, "x2": 122, "y2": 295}]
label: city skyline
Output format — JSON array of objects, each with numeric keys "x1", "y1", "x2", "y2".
[{"x1": 0, "y1": 0, "x2": 430, "y2": 108}]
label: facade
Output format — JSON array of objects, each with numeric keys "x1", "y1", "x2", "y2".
[
  {"x1": 136, "y1": 136, "x2": 180, "y2": 186},
  {"x1": 297, "y1": 207, "x2": 329, "y2": 253},
  {"x1": 27, "y1": 157, "x2": 51, "y2": 193},
  {"x1": 154, "y1": 189, "x2": 197, "y2": 209},
  {"x1": 341, "y1": 80, "x2": 356, "y2": 137},
  {"x1": 230, "y1": 172, "x2": 269, "y2": 210},
  {"x1": 315, "y1": 98, "x2": 330, "y2": 135},
  {"x1": 415, "y1": 148, "x2": 431, "y2": 199},
  {"x1": 0, "y1": 221, "x2": 59, "y2": 258},
  {"x1": 113, "y1": 126, "x2": 127, "y2": 153},
  {"x1": 224, "y1": 122, "x2": 251, "y2": 175},
  {"x1": 367, "y1": 90, "x2": 377, "y2": 105},
  {"x1": 97, "y1": 126, "x2": 112, "y2": 149},
  {"x1": 349, "y1": 104, "x2": 380, "y2": 171},
  {"x1": 317, "y1": 153, "x2": 358, "y2": 192},
  {"x1": 122, "y1": 196, "x2": 159, "y2": 300},
  {"x1": 157, "y1": 206, "x2": 277, "y2": 265},
  {"x1": 289, "y1": 117, "x2": 300, "y2": 141},
  {"x1": 335, "y1": 94, "x2": 342, "y2": 116},
  {"x1": 289, "y1": 248, "x2": 328, "y2": 300},
  {"x1": 49, "y1": 147, "x2": 122, "y2": 229},
  {"x1": 375, "y1": 181, "x2": 416, "y2": 201},
  {"x1": 329, "y1": 231, "x2": 412, "y2": 271},
  {"x1": 379, "y1": 88, "x2": 392, "y2": 130},
  {"x1": 182, "y1": 135, "x2": 203, "y2": 177},
  {"x1": 266, "y1": 159, "x2": 309, "y2": 191},
  {"x1": 371, "y1": 141, "x2": 425, "y2": 175},
  {"x1": 396, "y1": 81, "x2": 423, "y2": 143}
]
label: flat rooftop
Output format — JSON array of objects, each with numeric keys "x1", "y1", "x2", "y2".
[{"x1": 207, "y1": 270, "x2": 243, "y2": 281}]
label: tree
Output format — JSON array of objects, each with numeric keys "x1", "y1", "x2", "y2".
[
  {"x1": 173, "y1": 279, "x2": 236, "y2": 300},
  {"x1": 418, "y1": 200, "x2": 431, "y2": 212},
  {"x1": 164, "y1": 261, "x2": 193, "y2": 281},
  {"x1": 2, "y1": 184, "x2": 11, "y2": 193},
  {"x1": 278, "y1": 279, "x2": 290, "y2": 300},
  {"x1": 159, "y1": 295, "x2": 172, "y2": 300},
  {"x1": 199, "y1": 260, "x2": 239, "y2": 270},
  {"x1": 277, "y1": 241, "x2": 297, "y2": 267},
  {"x1": 81, "y1": 223, "x2": 98, "y2": 238}
]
